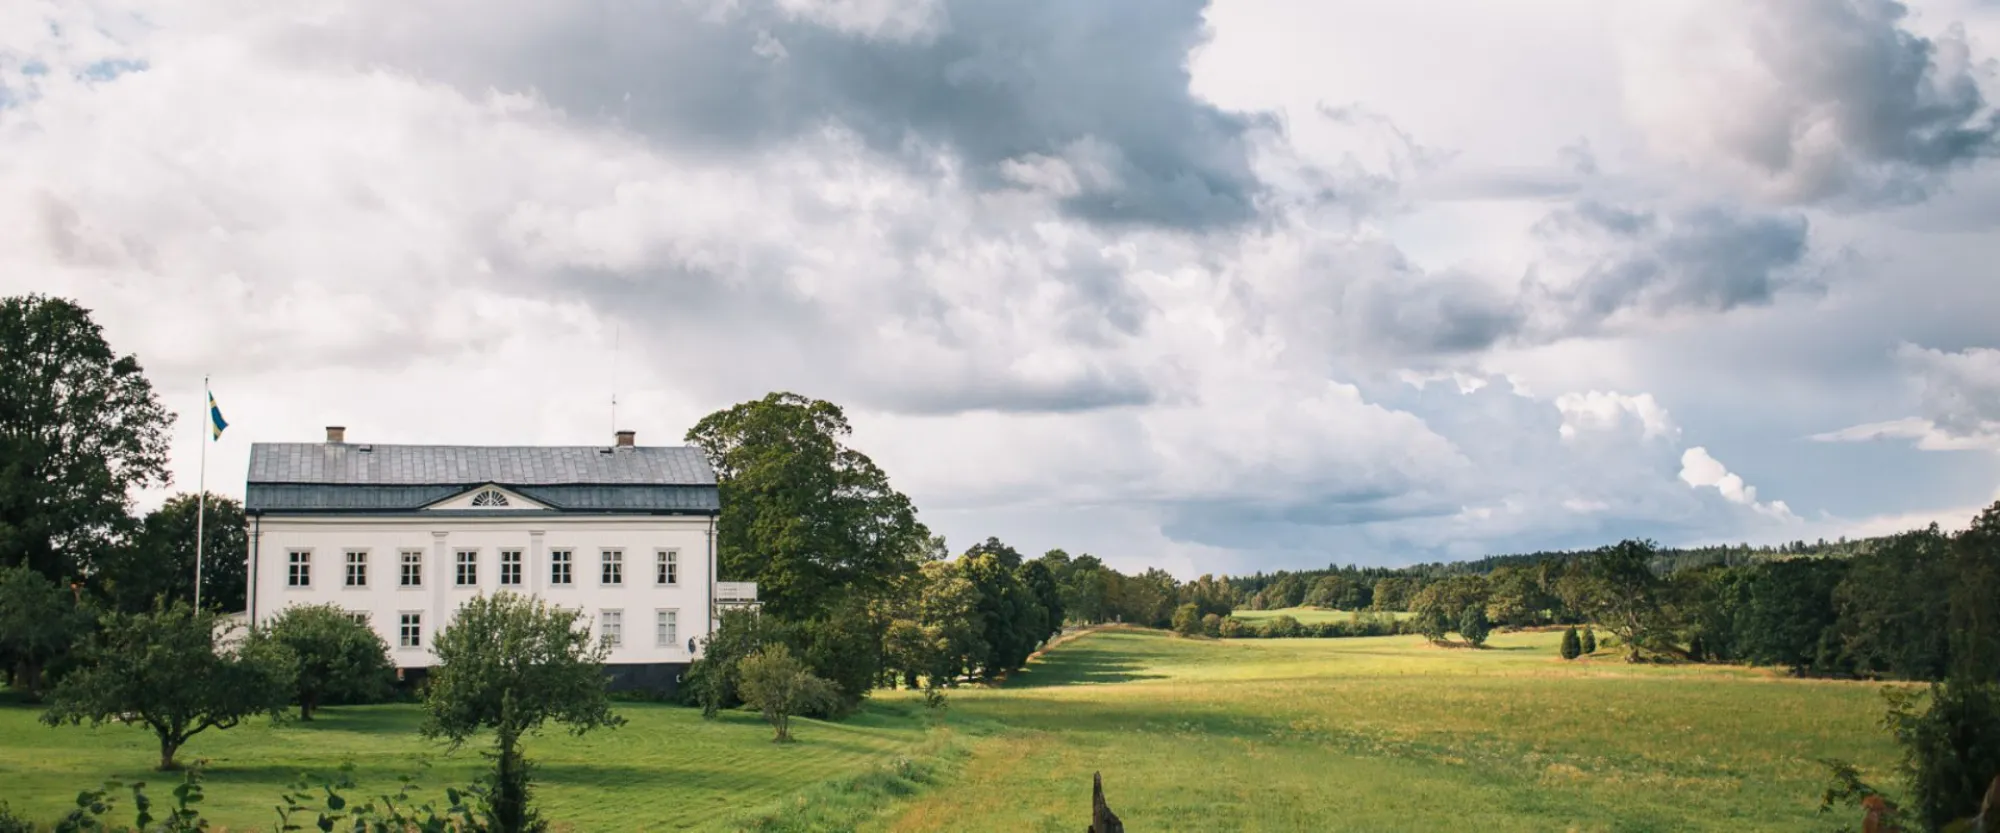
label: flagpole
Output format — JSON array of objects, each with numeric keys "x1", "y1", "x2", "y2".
[{"x1": 195, "y1": 376, "x2": 207, "y2": 610}]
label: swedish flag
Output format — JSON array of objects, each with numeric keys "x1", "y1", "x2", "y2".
[{"x1": 207, "y1": 391, "x2": 228, "y2": 440}]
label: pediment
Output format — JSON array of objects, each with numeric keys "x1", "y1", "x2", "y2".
[{"x1": 421, "y1": 484, "x2": 550, "y2": 511}]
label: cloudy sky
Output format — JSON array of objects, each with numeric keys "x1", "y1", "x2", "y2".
[{"x1": 6, "y1": 0, "x2": 2000, "y2": 577}]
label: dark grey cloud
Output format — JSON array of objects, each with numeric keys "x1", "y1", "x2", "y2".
[
  {"x1": 290, "y1": 0, "x2": 1272, "y2": 230},
  {"x1": 1656, "y1": 0, "x2": 2000, "y2": 205},
  {"x1": 1528, "y1": 200, "x2": 1814, "y2": 323}
]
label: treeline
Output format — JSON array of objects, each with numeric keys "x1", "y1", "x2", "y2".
[{"x1": 1223, "y1": 535, "x2": 1889, "y2": 613}]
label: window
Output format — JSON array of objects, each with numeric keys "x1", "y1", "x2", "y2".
[
  {"x1": 455, "y1": 550, "x2": 479, "y2": 587},
  {"x1": 399, "y1": 613, "x2": 422, "y2": 648},
  {"x1": 599, "y1": 610, "x2": 623, "y2": 648},
  {"x1": 600, "y1": 550, "x2": 623, "y2": 586},
  {"x1": 287, "y1": 550, "x2": 311, "y2": 588},
  {"x1": 471, "y1": 489, "x2": 509, "y2": 507},
  {"x1": 656, "y1": 550, "x2": 679, "y2": 586},
  {"x1": 655, "y1": 609, "x2": 678, "y2": 647},
  {"x1": 500, "y1": 549, "x2": 523, "y2": 586},
  {"x1": 549, "y1": 550, "x2": 573, "y2": 586},
  {"x1": 345, "y1": 550, "x2": 368, "y2": 587},
  {"x1": 346, "y1": 611, "x2": 370, "y2": 627},
  {"x1": 400, "y1": 550, "x2": 423, "y2": 587}
]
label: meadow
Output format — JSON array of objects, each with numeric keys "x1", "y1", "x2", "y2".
[
  {"x1": 0, "y1": 628, "x2": 1907, "y2": 831},
  {"x1": 1228, "y1": 606, "x2": 1415, "y2": 624}
]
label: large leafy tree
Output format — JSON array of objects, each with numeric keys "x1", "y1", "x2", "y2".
[
  {"x1": 1582, "y1": 539, "x2": 1673, "y2": 662},
  {"x1": 95, "y1": 493, "x2": 248, "y2": 614},
  {"x1": 0, "y1": 564, "x2": 95, "y2": 697},
  {"x1": 1833, "y1": 525, "x2": 1952, "y2": 681},
  {"x1": 424, "y1": 593, "x2": 625, "y2": 833},
  {"x1": 250, "y1": 604, "x2": 395, "y2": 720},
  {"x1": 0, "y1": 295, "x2": 173, "y2": 582},
  {"x1": 42, "y1": 601, "x2": 292, "y2": 770},
  {"x1": 687, "y1": 393, "x2": 930, "y2": 621}
]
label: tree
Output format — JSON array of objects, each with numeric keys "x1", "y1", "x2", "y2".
[
  {"x1": 1948, "y1": 502, "x2": 2000, "y2": 683},
  {"x1": 0, "y1": 295, "x2": 173, "y2": 583},
  {"x1": 1372, "y1": 577, "x2": 1416, "y2": 612},
  {"x1": 1833, "y1": 525, "x2": 1952, "y2": 681},
  {"x1": 1458, "y1": 605, "x2": 1492, "y2": 648},
  {"x1": 686, "y1": 393, "x2": 930, "y2": 622},
  {"x1": 250, "y1": 604, "x2": 394, "y2": 720},
  {"x1": 423, "y1": 593, "x2": 625, "y2": 833},
  {"x1": 42, "y1": 601, "x2": 291, "y2": 770},
  {"x1": 0, "y1": 564, "x2": 94, "y2": 698},
  {"x1": 963, "y1": 547, "x2": 1042, "y2": 679},
  {"x1": 685, "y1": 607, "x2": 785, "y2": 718},
  {"x1": 1560, "y1": 626, "x2": 1582, "y2": 660},
  {"x1": 737, "y1": 643, "x2": 842, "y2": 743},
  {"x1": 1171, "y1": 603, "x2": 1202, "y2": 637},
  {"x1": 1581, "y1": 540, "x2": 1672, "y2": 662},
  {"x1": 1733, "y1": 558, "x2": 1847, "y2": 676},
  {"x1": 1201, "y1": 613, "x2": 1223, "y2": 638},
  {"x1": 1017, "y1": 558, "x2": 1065, "y2": 643},
  {"x1": 96, "y1": 493, "x2": 249, "y2": 614},
  {"x1": 1581, "y1": 627, "x2": 1597, "y2": 655}
]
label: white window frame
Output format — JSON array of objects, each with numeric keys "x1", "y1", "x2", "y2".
[
  {"x1": 344, "y1": 550, "x2": 369, "y2": 588},
  {"x1": 655, "y1": 609, "x2": 679, "y2": 647},
  {"x1": 399, "y1": 550, "x2": 424, "y2": 588},
  {"x1": 345, "y1": 611, "x2": 370, "y2": 627},
  {"x1": 599, "y1": 609, "x2": 623, "y2": 648},
  {"x1": 287, "y1": 550, "x2": 312, "y2": 588},
  {"x1": 655, "y1": 549, "x2": 679, "y2": 586},
  {"x1": 499, "y1": 549, "x2": 523, "y2": 587},
  {"x1": 600, "y1": 550, "x2": 623, "y2": 586},
  {"x1": 549, "y1": 549, "x2": 573, "y2": 586},
  {"x1": 398, "y1": 612, "x2": 423, "y2": 649},
  {"x1": 455, "y1": 549, "x2": 479, "y2": 587}
]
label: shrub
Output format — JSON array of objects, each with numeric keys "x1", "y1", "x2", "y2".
[
  {"x1": 1200, "y1": 614, "x2": 1222, "y2": 638},
  {"x1": 1217, "y1": 618, "x2": 1249, "y2": 639},
  {"x1": 1884, "y1": 682, "x2": 2000, "y2": 829},
  {"x1": 1560, "y1": 627, "x2": 1582, "y2": 660},
  {"x1": 1266, "y1": 615, "x2": 1303, "y2": 638},
  {"x1": 738, "y1": 644, "x2": 843, "y2": 742},
  {"x1": 1458, "y1": 606, "x2": 1492, "y2": 648},
  {"x1": 1581, "y1": 628, "x2": 1597, "y2": 654},
  {"x1": 1171, "y1": 603, "x2": 1202, "y2": 637}
]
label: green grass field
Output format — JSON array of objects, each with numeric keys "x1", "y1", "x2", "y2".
[
  {"x1": 1229, "y1": 606, "x2": 1415, "y2": 623},
  {"x1": 0, "y1": 628, "x2": 1907, "y2": 831}
]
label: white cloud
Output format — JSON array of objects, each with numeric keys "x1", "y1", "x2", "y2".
[
  {"x1": 1555, "y1": 390, "x2": 1680, "y2": 441},
  {"x1": 1813, "y1": 344, "x2": 2000, "y2": 451},
  {"x1": 1679, "y1": 446, "x2": 1798, "y2": 521}
]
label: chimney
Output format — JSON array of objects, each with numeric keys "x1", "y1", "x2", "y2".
[
  {"x1": 614, "y1": 430, "x2": 635, "y2": 448},
  {"x1": 326, "y1": 426, "x2": 346, "y2": 443}
]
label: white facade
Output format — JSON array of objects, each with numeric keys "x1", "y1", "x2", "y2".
[
  {"x1": 241, "y1": 435, "x2": 732, "y2": 676},
  {"x1": 248, "y1": 499, "x2": 715, "y2": 668}
]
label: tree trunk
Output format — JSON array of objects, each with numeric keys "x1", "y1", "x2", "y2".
[
  {"x1": 301, "y1": 693, "x2": 317, "y2": 721},
  {"x1": 903, "y1": 671, "x2": 918, "y2": 690},
  {"x1": 158, "y1": 735, "x2": 182, "y2": 771}
]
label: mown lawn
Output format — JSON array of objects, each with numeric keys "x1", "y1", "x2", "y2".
[
  {"x1": 1229, "y1": 606, "x2": 1415, "y2": 624},
  {"x1": 1, "y1": 629, "x2": 1912, "y2": 831},
  {"x1": 0, "y1": 696, "x2": 933, "y2": 831},
  {"x1": 872, "y1": 628, "x2": 1907, "y2": 832}
]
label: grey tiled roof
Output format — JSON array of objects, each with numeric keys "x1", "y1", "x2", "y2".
[{"x1": 247, "y1": 443, "x2": 715, "y2": 486}]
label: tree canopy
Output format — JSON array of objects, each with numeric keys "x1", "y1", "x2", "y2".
[
  {"x1": 0, "y1": 295, "x2": 173, "y2": 582},
  {"x1": 96, "y1": 493, "x2": 248, "y2": 614}
]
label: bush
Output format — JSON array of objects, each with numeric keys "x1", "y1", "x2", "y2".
[
  {"x1": 1200, "y1": 614, "x2": 1222, "y2": 638},
  {"x1": 1560, "y1": 627, "x2": 1582, "y2": 660},
  {"x1": 1171, "y1": 603, "x2": 1202, "y2": 637},
  {"x1": 1217, "y1": 618, "x2": 1249, "y2": 639},
  {"x1": 1266, "y1": 615, "x2": 1303, "y2": 638},
  {"x1": 0, "y1": 802, "x2": 31, "y2": 833},
  {"x1": 738, "y1": 644, "x2": 843, "y2": 742},
  {"x1": 1884, "y1": 682, "x2": 2000, "y2": 829},
  {"x1": 1458, "y1": 606, "x2": 1491, "y2": 648},
  {"x1": 1581, "y1": 628, "x2": 1597, "y2": 654}
]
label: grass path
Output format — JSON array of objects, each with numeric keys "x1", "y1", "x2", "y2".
[
  {"x1": 870, "y1": 628, "x2": 1905, "y2": 832},
  {"x1": 1228, "y1": 606, "x2": 1415, "y2": 624}
]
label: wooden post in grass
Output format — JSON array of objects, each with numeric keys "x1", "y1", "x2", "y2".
[{"x1": 1088, "y1": 771, "x2": 1124, "y2": 833}]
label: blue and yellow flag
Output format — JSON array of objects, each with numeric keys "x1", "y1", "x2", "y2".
[{"x1": 207, "y1": 391, "x2": 228, "y2": 440}]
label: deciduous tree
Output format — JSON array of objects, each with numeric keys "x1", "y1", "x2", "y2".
[
  {"x1": 42, "y1": 601, "x2": 291, "y2": 770},
  {"x1": 0, "y1": 295, "x2": 173, "y2": 583},
  {"x1": 250, "y1": 604, "x2": 394, "y2": 720},
  {"x1": 737, "y1": 643, "x2": 841, "y2": 743},
  {"x1": 0, "y1": 565, "x2": 93, "y2": 698},
  {"x1": 96, "y1": 493, "x2": 248, "y2": 614}
]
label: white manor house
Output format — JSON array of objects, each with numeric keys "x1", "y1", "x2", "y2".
[{"x1": 243, "y1": 426, "x2": 755, "y2": 692}]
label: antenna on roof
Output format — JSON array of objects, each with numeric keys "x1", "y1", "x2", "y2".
[{"x1": 610, "y1": 322, "x2": 620, "y2": 441}]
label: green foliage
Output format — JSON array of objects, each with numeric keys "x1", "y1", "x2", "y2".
[
  {"x1": 421, "y1": 592, "x2": 624, "y2": 748},
  {"x1": 737, "y1": 644, "x2": 842, "y2": 743},
  {"x1": 1411, "y1": 575, "x2": 1489, "y2": 645},
  {"x1": 41, "y1": 601, "x2": 291, "y2": 770},
  {"x1": 1731, "y1": 558, "x2": 1848, "y2": 675},
  {"x1": 0, "y1": 803, "x2": 27, "y2": 833},
  {"x1": 1457, "y1": 605, "x2": 1491, "y2": 648},
  {"x1": 49, "y1": 767, "x2": 211, "y2": 833},
  {"x1": 0, "y1": 295, "x2": 173, "y2": 584},
  {"x1": 1581, "y1": 539, "x2": 1673, "y2": 662},
  {"x1": 1560, "y1": 627, "x2": 1581, "y2": 660},
  {"x1": 961, "y1": 543, "x2": 1045, "y2": 679},
  {"x1": 1015, "y1": 559, "x2": 1064, "y2": 644},
  {"x1": 1170, "y1": 603, "x2": 1201, "y2": 637},
  {"x1": 249, "y1": 604, "x2": 394, "y2": 720},
  {"x1": 686, "y1": 392, "x2": 929, "y2": 622},
  {"x1": 0, "y1": 563, "x2": 95, "y2": 698},
  {"x1": 95, "y1": 494, "x2": 248, "y2": 615},
  {"x1": 1833, "y1": 525, "x2": 1952, "y2": 681},
  {"x1": 274, "y1": 762, "x2": 486, "y2": 833},
  {"x1": 1884, "y1": 681, "x2": 2000, "y2": 830},
  {"x1": 1264, "y1": 614, "x2": 1303, "y2": 638},
  {"x1": 880, "y1": 560, "x2": 987, "y2": 692},
  {"x1": 684, "y1": 607, "x2": 782, "y2": 717},
  {"x1": 1581, "y1": 627, "x2": 1597, "y2": 655},
  {"x1": 1948, "y1": 504, "x2": 2000, "y2": 684},
  {"x1": 1200, "y1": 613, "x2": 1223, "y2": 638}
]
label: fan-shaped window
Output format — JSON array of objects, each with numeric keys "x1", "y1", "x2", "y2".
[{"x1": 470, "y1": 489, "x2": 509, "y2": 507}]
